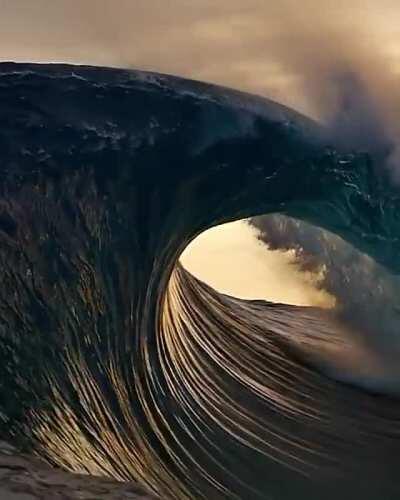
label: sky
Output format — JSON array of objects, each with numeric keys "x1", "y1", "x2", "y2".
[
  {"x1": 181, "y1": 221, "x2": 334, "y2": 307},
  {"x1": 2, "y1": 0, "x2": 400, "y2": 304},
  {"x1": 2, "y1": 1, "x2": 400, "y2": 116}
]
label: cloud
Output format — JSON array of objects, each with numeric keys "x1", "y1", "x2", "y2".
[{"x1": 2, "y1": 1, "x2": 400, "y2": 177}]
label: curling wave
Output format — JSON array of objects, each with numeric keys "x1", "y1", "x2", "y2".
[{"x1": 1, "y1": 62, "x2": 400, "y2": 499}]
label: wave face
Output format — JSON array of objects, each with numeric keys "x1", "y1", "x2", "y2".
[{"x1": 1, "y1": 62, "x2": 400, "y2": 499}]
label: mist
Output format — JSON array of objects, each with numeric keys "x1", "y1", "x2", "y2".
[
  {"x1": 250, "y1": 214, "x2": 400, "y2": 357},
  {"x1": 181, "y1": 220, "x2": 335, "y2": 307}
]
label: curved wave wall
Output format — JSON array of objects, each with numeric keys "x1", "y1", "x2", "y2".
[{"x1": 0, "y1": 62, "x2": 400, "y2": 499}]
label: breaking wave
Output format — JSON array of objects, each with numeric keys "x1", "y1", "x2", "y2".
[{"x1": 1, "y1": 62, "x2": 400, "y2": 499}]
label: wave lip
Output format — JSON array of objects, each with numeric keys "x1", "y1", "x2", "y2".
[{"x1": 0, "y1": 62, "x2": 400, "y2": 499}]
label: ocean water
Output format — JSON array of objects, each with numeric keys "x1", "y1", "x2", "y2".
[{"x1": 0, "y1": 62, "x2": 399, "y2": 499}]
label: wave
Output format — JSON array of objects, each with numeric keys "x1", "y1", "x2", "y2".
[{"x1": 0, "y1": 62, "x2": 400, "y2": 499}]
